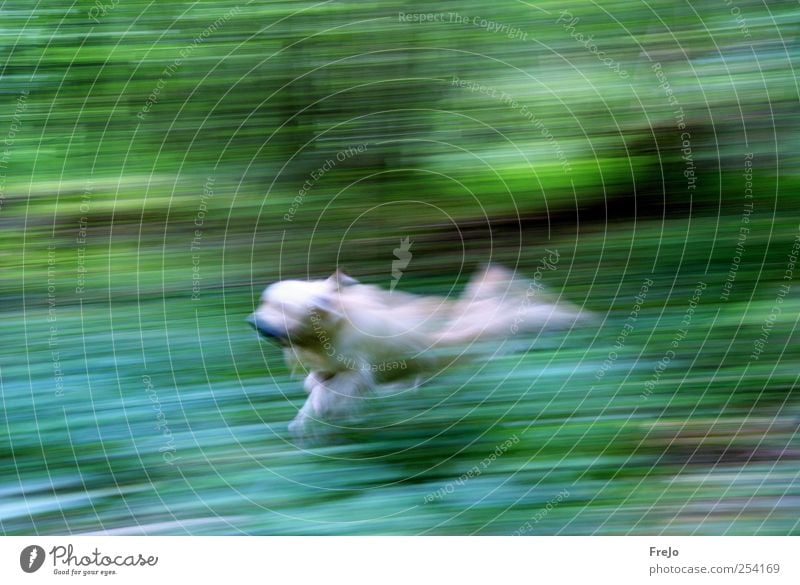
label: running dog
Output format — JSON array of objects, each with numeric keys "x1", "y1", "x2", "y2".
[{"x1": 248, "y1": 261, "x2": 586, "y2": 438}]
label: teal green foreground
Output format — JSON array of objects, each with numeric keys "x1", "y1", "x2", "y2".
[{"x1": 1, "y1": 1, "x2": 799, "y2": 534}]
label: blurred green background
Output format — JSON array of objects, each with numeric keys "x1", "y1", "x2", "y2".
[{"x1": 1, "y1": 0, "x2": 799, "y2": 535}]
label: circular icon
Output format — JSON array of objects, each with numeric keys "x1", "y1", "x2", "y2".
[{"x1": 20, "y1": 545, "x2": 45, "y2": 573}]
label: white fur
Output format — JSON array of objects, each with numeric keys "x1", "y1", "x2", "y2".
[{"x1": 250, "y1": 265, "x2": 587, "y2": 439}]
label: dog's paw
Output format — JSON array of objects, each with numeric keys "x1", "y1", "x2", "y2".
[
  {"x1": 288, "y1": 410, "x2": 312, "y2": 441},
  {"x1": 290, "y1": 370, "x2": 375, "y2": 442}
]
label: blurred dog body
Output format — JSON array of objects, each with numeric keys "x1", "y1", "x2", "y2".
[{"x1": 248, "y1": 264, "x2": 586, "y2": 437}]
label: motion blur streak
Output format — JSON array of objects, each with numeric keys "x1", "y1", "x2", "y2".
[{"x1": 0, "y1": 1, "x2": 798, "y2": 535}]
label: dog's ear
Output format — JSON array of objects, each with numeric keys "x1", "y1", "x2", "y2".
[
  {"x1": 309, "y1": 292, "x2": 345, "y2": 325},
  {"x1": 310, "y1": 294, "x2": 341, "y2": 319},
  {"x1": 310, "y1": 270, "x2": 357, "y2": 324},
  {"x1": 326, "y1": 269, "x2": 359, "y2": 289}
]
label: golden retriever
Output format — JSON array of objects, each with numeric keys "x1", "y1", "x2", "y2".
[{"x1": 248, "y1": 263, "x2": 586, "y2": 438}]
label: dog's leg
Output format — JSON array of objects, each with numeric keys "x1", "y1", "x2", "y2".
[
  {"x1": 289, "y1": 369, "x2": 374, "y2": 439},
  {"x1": 303, "y1": 371, "x2": 334, "y2": 394}
]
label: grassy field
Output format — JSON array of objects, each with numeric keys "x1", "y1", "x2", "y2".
[{"x1": 3, "y1": 211, "x2": 799, "y2": 535}]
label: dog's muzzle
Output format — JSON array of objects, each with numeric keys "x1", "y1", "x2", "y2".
[{"x1": 247, "y1": 314, "x2": 289, "y2": 346}]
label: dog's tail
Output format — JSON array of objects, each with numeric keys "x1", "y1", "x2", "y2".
[{"x1": 433, "y1": 264, "x2": 590, "y2": 347}]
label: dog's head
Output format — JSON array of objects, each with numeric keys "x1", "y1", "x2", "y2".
[{"x1": 247, "y1": 270, "x2": 358, "y2": 347}]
